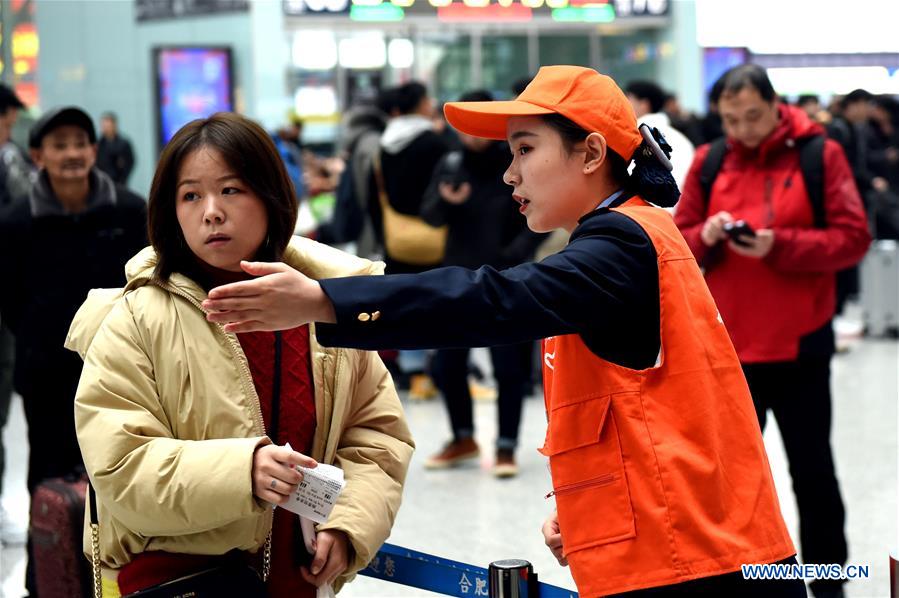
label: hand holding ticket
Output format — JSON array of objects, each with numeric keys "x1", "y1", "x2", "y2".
[{"x1": 280, "y1": 443, "x2": 346, "y2": 523}]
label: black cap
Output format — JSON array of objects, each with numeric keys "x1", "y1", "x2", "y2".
[
  {"x1": 0, "y1": 84, "x2": 25, "y2": 111},
  {"x1": 29, "y1": 106, "x2": 97, "y2": 149}
]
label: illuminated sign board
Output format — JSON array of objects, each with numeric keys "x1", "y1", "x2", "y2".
[{"x1": 283, "y1": 0, "x2": 667, "y2": 21}]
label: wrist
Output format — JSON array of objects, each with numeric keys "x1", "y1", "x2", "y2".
[{"x1": 312, "y1": 281, "x2": 337, "y2": 324}]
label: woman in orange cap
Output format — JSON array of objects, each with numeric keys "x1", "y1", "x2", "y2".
[{"x1": 201, "y1": 66, "x2": 806, "y2": 597}]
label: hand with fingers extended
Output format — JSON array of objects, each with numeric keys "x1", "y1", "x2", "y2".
[
  {"x1": 252, "y1": 444, "x2": 318, "y2": 505},
  {"x1": 300, "y1": 529, "x2": 353, "y2": 588},
  {"x1": 202, "y1": 261, "x2": 336, "y2": 333},
  {"x1": 542, "y1": 510, "x2": 568, "y2": 567}
]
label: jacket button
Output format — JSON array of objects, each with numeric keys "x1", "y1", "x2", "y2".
[
  {"x1": 357, "y1": 313, "x2": 371, "y2": 322},
  {"x1": 372, "y1": 311, "x2": 381, "y2": 321}
]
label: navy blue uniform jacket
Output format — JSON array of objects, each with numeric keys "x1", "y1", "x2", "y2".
[{"x1": 317, "y1": 195, "x2": 662, "y2": 371}]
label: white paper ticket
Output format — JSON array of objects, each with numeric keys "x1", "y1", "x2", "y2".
[{"x1": 279, "y1": 444, "x2": 346, "y2": 523}]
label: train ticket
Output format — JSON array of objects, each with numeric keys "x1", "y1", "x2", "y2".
[{"x1": 279, "y1": 444, "x2": 346, "y2": 523}]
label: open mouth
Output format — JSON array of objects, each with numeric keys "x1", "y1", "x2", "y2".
[{"x1": 513, "y1": 195, "x2": 530, "y2": 212}]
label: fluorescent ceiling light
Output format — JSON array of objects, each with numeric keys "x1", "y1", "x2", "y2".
[
  {"x1": 388, "y1": 38, "x2": 415, "y2": 69},
  {"x1": 339, "y1": 34, "x2": 387, "y2": 69},
  {"x1": 292, "y1": 31, "x2": 337, "y2": 70}
]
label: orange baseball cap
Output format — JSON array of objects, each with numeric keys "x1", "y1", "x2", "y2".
[{"x1": 444, "y1": 65, "x2": 642, "y2": 161}]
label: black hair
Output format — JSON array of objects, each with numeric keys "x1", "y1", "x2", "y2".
[
  {"x1": 101, "y1": 111, "x2": 118, "y2": 123},
  {"x1": 512, "y1": 76, "x2": 533, "y2": 97},
  {"x1": 711, "y1": 64, "x2": 776, "y2": 105},
  {"x1": 376, "y1": 87, "x2": 398, "y2": 116},
  {"x1": 873, "y1": 95, "x2": 899, "y2": 119},
  {"x1": 0, "y1": 84, "x2": 25, "y2": 113},
  {"x1": 148, "y1": 113, "x2": 298, "y2": 280},
  {"x1": 394, "y1": 82, "x2": 428, "y2": 115},
  {"x1": 541, "y1": 113, "x2": 679, "y2": 208},
  {"x1": 458, "y1": 89, "x2": 493, "y2": 103},
  {"x1": 843, "y1": 88, "x2": 873, "y2": 107},
  {"x1": 796, "y1": 94, "x2": 819, "y2": 107},
  {"x1": 625, "y1": 80, "x2": 666, "y2": 114}
]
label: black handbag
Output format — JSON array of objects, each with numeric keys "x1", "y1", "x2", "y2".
[{"x1": 122, "y1": 563, "x2": 267, "y2": 598}]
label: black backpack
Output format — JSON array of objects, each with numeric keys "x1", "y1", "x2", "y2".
[{"x1": 698, "y1": 135, "x2": 827, "y2": 228}]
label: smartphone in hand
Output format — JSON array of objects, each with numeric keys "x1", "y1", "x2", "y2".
[{"x1": 723, "y1": 220, "x2": 756, "y2": 247}]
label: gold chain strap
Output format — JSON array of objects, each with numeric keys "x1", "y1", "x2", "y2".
[
  {"x1": 262, "y1": 530, "x2": 272, "y2": 582},
  {"x1": 91, "y1": 522, "x2": 102, "y2": 598}
]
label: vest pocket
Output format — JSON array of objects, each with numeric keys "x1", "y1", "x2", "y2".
[{"x1": 540, "y1": 394, "x2": 637, "y2": 554}]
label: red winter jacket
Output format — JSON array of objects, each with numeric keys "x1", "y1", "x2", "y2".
[{"x1": 675, "y1": 105, "x2": 871, "y2": 363}]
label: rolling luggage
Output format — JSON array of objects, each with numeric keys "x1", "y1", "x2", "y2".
[
  {"x1": 860, "y1": 239, "x2": 899, "y2": 337},
  {"x1": 31, "y1": 474, "x2": 92, "y2": 598}
]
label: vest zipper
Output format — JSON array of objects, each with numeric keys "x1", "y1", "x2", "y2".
[{"x1": 545, "y1": 473, "x2": 618, "y2": 499}]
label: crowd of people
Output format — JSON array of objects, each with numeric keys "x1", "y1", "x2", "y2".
[{"x1": 0, "y1": 61, "x2": 892, "y2": 598}]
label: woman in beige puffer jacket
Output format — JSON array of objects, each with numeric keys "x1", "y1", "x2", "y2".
[{"x1": 66, "y1": 113, "x2": 414, "y2": 597}]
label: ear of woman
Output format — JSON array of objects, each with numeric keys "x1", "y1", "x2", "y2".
[{"x1": 582, "y1": 132, "x2": 608, "y2": 175}]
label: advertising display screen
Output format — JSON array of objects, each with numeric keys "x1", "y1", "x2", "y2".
[{"x1": 154, "y1": 46, "x2": 234, "y2": 150}]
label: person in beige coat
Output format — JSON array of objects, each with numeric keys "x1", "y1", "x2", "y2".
[{"x1": 65, "y1": 113, "x2": 413, "y2": 598}]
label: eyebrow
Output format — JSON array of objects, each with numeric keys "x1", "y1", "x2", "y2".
[
  {"x1": 176, "y1": 174, "x2": 240, "y2": 188},
  {"x1": 509, "y1": 131, "x2": 538, "y2": 141}
]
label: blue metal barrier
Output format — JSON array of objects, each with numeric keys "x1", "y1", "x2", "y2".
[{"x1": 358, "y1": 543, "x2": 578, "y2": 598}]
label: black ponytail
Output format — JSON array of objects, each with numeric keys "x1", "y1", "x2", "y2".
[
  {"x1": 542, "y1": 114, "x2": 680, "y2": 208},
  {"x1": 630, "y1": 135, "x2": 680, "y2": 208}
]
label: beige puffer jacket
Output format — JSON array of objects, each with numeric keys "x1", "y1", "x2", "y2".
[{"x1": 65, "y1": 237, "x2": 414, "y2": 590}]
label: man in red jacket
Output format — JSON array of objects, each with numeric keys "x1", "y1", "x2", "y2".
[{"x1": 675, "y1": 64, "x2": 870, "y2": 598}]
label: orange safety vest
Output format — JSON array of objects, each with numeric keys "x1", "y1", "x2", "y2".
[{"x1": 539, "y1": 197, "x2": 794, "y2": 597}]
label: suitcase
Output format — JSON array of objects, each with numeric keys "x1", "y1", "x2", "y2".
[
  {"x1": 860, "y1": 239, "x2": 899, "y2": 337},
  {"x1": 31, "y1": 475, "x2": 92, "y2": 598}
]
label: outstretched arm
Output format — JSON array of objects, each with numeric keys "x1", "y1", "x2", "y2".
[{"x1": 204, "y1": 261, "x2": 337, "y2": 332}]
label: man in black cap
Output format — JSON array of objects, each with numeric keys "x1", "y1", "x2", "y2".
[{"x1": 0, "y1": 105, "x2": 147, "y2": 596}]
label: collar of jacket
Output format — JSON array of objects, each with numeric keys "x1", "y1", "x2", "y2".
[
  {"x1": 380, "y1": 114, "x2": 434, "y2": 154},
  {"x1": 28, "y1": 168, "x2": 117, "y2": 218}
]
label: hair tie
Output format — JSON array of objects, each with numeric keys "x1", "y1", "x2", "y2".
[
  {"x1": 630, "y1": 124, "x2": 680, "y2": 208},
  {"x1": 638, "y1": 123, "x2": 674, "y2": 172}
]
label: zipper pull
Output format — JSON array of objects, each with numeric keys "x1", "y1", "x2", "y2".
[{"x1": 545, "y1": 490, "x2": 555, "y2": 499}]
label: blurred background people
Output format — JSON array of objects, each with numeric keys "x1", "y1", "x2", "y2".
[
  {"x1": 866, "y1": 95, "x2": 899, "y2": 239},
  {"x1": 797, "y1": 94, "x2": 823, "y2": 121},
  {"x1": 95, "y1": 111, "x2": 135, "y2": 185},
  {"x1": 272, "y1": 113, "x2": 306, "y2": 202},
  {"x1": 0, "y1": 84, "x2": 32, "y2": 549},
  {"x1": 317, "y1": 90, "x2": 394, "y2": 258},
  {"x1": 370, "y1": 81, "x2": 450, "y2": 399},
  {"x1": 420, "y1": 90, "x2": 547, "y2": 478},
  {"x1": 663, "y1": 91, "x2": 705, "y2": 147},
  {"x1": 828, "y1": 89, "x2": 879, "y2": 199},
  {"x1": 626, "y1": 80, "x2": 696, "y2": 189}
]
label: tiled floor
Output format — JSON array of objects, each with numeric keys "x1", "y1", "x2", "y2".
[{"x1": 2, "y1": 341, "x2": 896, "y2": 598}]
